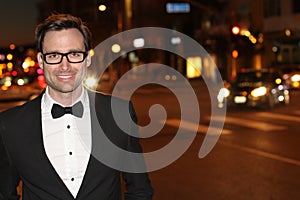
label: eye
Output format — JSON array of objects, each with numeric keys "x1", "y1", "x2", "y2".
[
  {"x1": 47, "y1": 53, "x2": 60, "y2": 59},
  {"x1": 69, "y1": 52, "x2": 82, "y2": 57}
]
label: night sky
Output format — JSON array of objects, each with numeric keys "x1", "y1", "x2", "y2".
[{"x1": 0, "y1": 0, "x2": 42, "y2": 48}]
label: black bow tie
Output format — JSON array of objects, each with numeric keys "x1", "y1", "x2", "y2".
[{"x1": 51, "y1": 101, "x2": 84, "y2": 119}]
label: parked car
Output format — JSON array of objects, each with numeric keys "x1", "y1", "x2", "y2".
[
  {"x1": 217, "y1": 68, "x2": 290, "y2": 109},
  {"x1": 282, "y1": 69, "x2": 300, "y2": 89}
]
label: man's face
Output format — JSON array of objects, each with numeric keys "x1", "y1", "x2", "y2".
[{"x1": 37, "y1": 28, "x2": 91, "y2": 97}]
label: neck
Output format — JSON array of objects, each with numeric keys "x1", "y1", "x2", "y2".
[{"x1": 48, "y1": 87, "x2": 83, "y2": 106}]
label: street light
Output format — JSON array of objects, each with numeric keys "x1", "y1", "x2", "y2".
[
  {"x1": 231, "y1": 25, "x2": 240, "y2": 35},
  {"x1": 98, "y1": 4, "x2": 107, "y2": 11},
  {"x1": 231, "y1": 49, "x2": 239, "y2": 59},
  {"x1": 6, "y1": 54, "x2": 13, "y2": 60},
  {"x1": 111, "y1": 43, "x2": 121, "y2": 53},
  {"x1": 9, "y1": 44, "x2": 15, "y2": 50},
  {"x1": 231, "y1": 49, "x2": 238, "y2": 78}
]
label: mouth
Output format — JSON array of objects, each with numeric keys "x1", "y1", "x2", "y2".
[
  {"x1": 57, "y1": 74, "x2": 75, "y2": 81},
  {"x1": 58, "y1": 75, "x2": 72, "y2": 78}
]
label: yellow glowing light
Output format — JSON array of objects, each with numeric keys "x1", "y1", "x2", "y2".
[
  {"x1": 30, "y1": 60, "x2": 35, "y2": 67},
  {"x1": 249, "y1": 36, "x2": 257, "y2": 44},
  {"x1": 231, "y1": 26, "x2": 240, "y2": 35},
  {"x1": 125, "y1": 0, "x2": 132, "y2": 19},
  {"x1": 89, "y1": 49, "x2": 95, "y2": 57},
  {"x1": 98, "y1": 5, "x2": 107, "y2": 11},
  {"x1": 275, "y1": 78, "x2": 282, "y2": 84},
  {"x1": 292, "y1": 82, "x2": 300, "y2": 88},
  {"x1": 251, "y1": 86, "x2": 267, "y2": 97},
  {"x1": 111, "y1": 44, "x2": 121, "y2": 53},
  {"x1": 0, "y1": 63, "x2": 6, "y2": 69},
  {"x1": 186, "y1": 57, "x2": 201, "y2": 78},
  {"x1": 6, "y1": 54, "x2": 13, "y2": 60},
  {"x1": 285, "y1": 29, "x2": 291, "y2": 37},
  {"x1": 4, "y1": 80, "x2": 12, "y2": 87},
  {"x1": 7, "y1": 62, "x2": 13, "y2": 70}
]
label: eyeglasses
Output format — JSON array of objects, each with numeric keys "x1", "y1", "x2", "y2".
[{"x1": 41, "y1": 51, "x2": 88, "y2": 64}]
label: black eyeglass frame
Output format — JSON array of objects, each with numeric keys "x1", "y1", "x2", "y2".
[{"x1": 41, "y1": 51, "x2": 88, "y2": 64}]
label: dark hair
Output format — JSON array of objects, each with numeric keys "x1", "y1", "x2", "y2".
[{"x1": 35, "y1": 13, "x2": 92, "y2": 52}]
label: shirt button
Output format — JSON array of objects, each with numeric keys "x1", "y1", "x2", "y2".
[
  {"x1": 71, "y1": 178, "x2": 74, "y2": 181},
  {"x1": 67, "y1": 125, "x2": 70, "y2": 129},
  {"x1": 69, "y1": 152, "x2": 72, "y2": 155}
]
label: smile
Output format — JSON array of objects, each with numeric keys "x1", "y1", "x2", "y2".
[
  {"x1": 58, "y1": 75, "x2": 73, "y2": 79},
  {"x1": 56, "y1": 75, "x2": 75, "y2": 81}
]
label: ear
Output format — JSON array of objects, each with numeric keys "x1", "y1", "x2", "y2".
[
  {"x1": 37, "y1": 52, "x2": 44, "y2": 69},
  {"x1": 86, "y1": 50, "x2": 92, "y2": 67}
]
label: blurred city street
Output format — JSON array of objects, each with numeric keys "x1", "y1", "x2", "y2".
[
  {"x1": 132, "y1": 79, "x2": 300, "y2": 200},
  {"x1": 2, "y1": 79, "x2": 300, "y2": 199},
  {"x1": 1, "y1": 0, "x2": 300, "y2": 199}
]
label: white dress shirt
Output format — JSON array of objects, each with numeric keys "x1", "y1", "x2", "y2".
[{"x1": 41, "y1": 87, "x2": 92, "y2": 198}]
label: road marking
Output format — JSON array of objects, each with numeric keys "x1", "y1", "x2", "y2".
[
  {"x1": 255, "y1": 112, "x2": 300, "y2": 123},
  {"x1": 209, "y1": 116, "x2": 286, "y2": 131},
  {"x1": 220, "y1": 141, "x2": 300, "y2": 167},
  {"x1": 160, "y1": 119, "x2": 232, "y2": 135}
]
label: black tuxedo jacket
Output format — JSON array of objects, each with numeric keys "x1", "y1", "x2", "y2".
[{"x1": 0, "y1": 91, "x2": 153, "y2": 200}]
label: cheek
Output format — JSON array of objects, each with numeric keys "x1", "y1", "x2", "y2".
[
  {"x1": 43, "y1": 67, "x2": 56, "y2": 78},
  {"x1": 72, "y1": 66, "x2": 87, "y2": 82},
  {"x1": 77, "y1": 63, "x2": 87, "y2": 75},
  {"x1": 79, "y1": 67, "x2": 87, "y2": 78}
]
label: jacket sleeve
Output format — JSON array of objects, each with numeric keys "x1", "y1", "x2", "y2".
[
  {"x1": 0, "y1": 121, "x2": 20, "y2": 200},
  {"x1": 122, "y1": 101, "x2": 154, "y2": 200}
]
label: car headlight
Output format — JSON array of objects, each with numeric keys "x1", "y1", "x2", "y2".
[
  {"x1": 17, "y1": 78, "x2": 25, "y2": 86},
  {"x1": 217, "y1": 87, "x2": 230, "y2": 102},
  {"x1": 251, "y1": 86, "x2": 267, "y2": 97},
  {"x1": 291, "y1": 74, "x2": 300, "y2": 82}
]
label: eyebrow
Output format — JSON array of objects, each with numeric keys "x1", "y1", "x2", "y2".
[{"x1": 43, "y1": 49, "x2": 86, "y2": 54}]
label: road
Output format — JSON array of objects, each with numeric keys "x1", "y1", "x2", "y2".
[
  {"x1": 130, "y1": 80, "x2": 300, "y2": 200},
  {"x1": 1, "y1": 80, "x2": 300, "y2": 199}
]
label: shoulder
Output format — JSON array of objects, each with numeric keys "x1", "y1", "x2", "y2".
[
  {"x1": 89, "y1": 91, "x2": 137, "y2": 120},
  {"x1": 89, "y1": 91, "x2": 133, "y2": 109},
  {"x1": 93, "y1": 91, "x2": 129, "y2": 104}
]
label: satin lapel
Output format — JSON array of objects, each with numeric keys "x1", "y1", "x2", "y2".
[
  {"x1": 76, "y1": 92, "x2": 108, "y2": 199},
  {"x1": 25, "y1": 93, "x2": 75, "y2": 199}
]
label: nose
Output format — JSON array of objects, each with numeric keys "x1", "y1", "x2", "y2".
[{"x1": 59, "y1": 55, "x2": 71, "y2": 71}]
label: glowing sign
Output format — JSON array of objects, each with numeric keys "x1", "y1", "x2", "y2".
[{"x1": 166, "y1": 3, "x2": 190, "y2": 13}]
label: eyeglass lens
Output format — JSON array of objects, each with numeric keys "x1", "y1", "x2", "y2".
[{"x1": 44, "y1": 52, "x2": 86, "y2": 64}]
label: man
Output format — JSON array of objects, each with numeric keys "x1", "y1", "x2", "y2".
[{"x1": 0, "y1": 13, "x2": 153, "y2": 200}]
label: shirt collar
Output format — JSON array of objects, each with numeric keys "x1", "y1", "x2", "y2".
[{"x1": 43, "y1": 86, "x2": 89, "y2": 112}]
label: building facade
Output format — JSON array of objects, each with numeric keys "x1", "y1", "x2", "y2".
[
  {"x1": 35, "y1": 0, "x2": 300, "y2": 80},
  {"x1": 263, "y1": 0, "x2": 300, "y2": 70}
]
